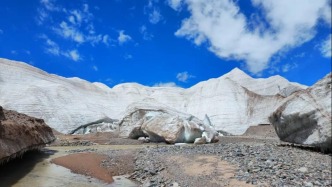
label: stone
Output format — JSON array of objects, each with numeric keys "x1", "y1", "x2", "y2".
[
  {"x1": 138, "y1": 137, "x2": 150, "y2": 143},
  {"x1": 174, "y1": 143, "x2": 188, "y2": 146},
  {"x1": 298, "y1": 167, "x2": 308, "y2": 173},
  {"x1": 194, "y1": 137, "x2": 207, "y2": 145},
  {"x1": 171, "y1": 182, "x2": 179, "y2": 187},
  {"x1": 304, "y1": 182, "x2": 314, "y2": 187}
]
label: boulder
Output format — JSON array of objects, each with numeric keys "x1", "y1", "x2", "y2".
[
  {"x1": 118, "y1": 100, "x2": 218, "y2": 144},
  {"x1": 138, "y1": 137, "x2": 150, "y2": 143},
  {"x1": 194, "y1": 137, "x2": 207, "y2": 145},
  {"x1": 269, "y1": 73, "x2": 332, "y2": 152},
  {"x1": 0, "y1": 106, "x2": 55, "y2": 163}
]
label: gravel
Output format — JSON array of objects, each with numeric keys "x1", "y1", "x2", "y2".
[{"x1": 128, "y1": 142, "x2": 332, "y2": 187}]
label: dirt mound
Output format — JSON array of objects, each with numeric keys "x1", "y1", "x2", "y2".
[
  {"x1": 242, "y1": 124, "x2": 279, "y2": 139},
  {"x1": 0, "y1": 106, "x2": 55, "y2": 163}
]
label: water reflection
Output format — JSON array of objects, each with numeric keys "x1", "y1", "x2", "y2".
[{"x1": 0, "y1": 146, "x2": 142, "y2": 187}]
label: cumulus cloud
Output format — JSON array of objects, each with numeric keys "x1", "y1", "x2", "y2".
[
  {"x1": 320, "y1": 34, "x2": 331, "y2": 58},
  {"x1": 172, "y1": 0, "x2": 331, "y2": 74},
  {"x1": 118, "y1": 30, "x2": 132, "y2": 45},
  {"x1": 176, "y1": 71, "x2": 194, "y2": 82},
  {"x1": 153, "y1": 82, "x2": 178, "y2": 87}
]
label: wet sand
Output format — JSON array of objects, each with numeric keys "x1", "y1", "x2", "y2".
[{"x1": 51, "y1": 152, "x2": 114, "y2": 183}]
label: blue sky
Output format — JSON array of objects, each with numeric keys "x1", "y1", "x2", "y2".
[{"x1": 0, "y1": 0, "x2": 331, "y2": 88}]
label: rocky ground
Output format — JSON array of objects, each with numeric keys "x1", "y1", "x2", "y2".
[
  {"x1": 47, "y1": 126, "x2": 332, "y2": 187},
  {"x1": 57, "y1": 137, "x2": 331, "y2": 187},
  {"x1": 125, "y1": 139, "x2": 331, "y2": 187}
]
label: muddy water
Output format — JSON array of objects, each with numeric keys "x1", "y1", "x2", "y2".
[{"x1": 0, "y1": 145, "x2": 154, "y2": 187}]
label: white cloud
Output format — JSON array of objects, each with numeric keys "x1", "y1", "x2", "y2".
[
  {"x1": 54, "y1": 21, "x2": 85, "y2": 43},
  {"x1": 102, "y1": 34, "x2": 110, "y2": 45},
  {"x1": 153, "y1": 82, "x2": 178, "y2": 87},
  {"x1": 118, "y1": 30, "x2": 132, "y2": 45},
  {"x1": 40, "y1": 0, "x2": 60, "y2": 11},
  {"x1": 145, "y1": 0, "x2": 163, "y2": 24},
  {"x1": 66, "y1": 50, "x2": 80, "y2": 61},
  {"x1": 36, "y1": 8, "x2": 49, "y2": 25},
  {"x1": 140, "y1": 25, "x2": 154, "y2": 40},
  {"x1": 173, "y1": 0, "x2": 331, "y2": 74},
  {"x1": 167, "y1": 0, "x2": 183, "y2": 11},
  {"x1": 83, "y1": 4, "x2": 89, "y2": 13},
  {"x1": 176, "y1": 71, "x2": 194, "y2": 82},
  {"x1": 149, "y1": 9, "x2": 162, "y2": 24},
  {"x1": 282, "y1": 63, "x2": 298, "y2": 73},
  {"x1": 92, "y1": 65, "x2": 98, "y2": 71},
  {"x1": 70, "y1": 10, "x2": 83, "y2": 25},
  {"x1": 40, "y1": 34, "x2": 81, "y2": 61},
  {"x1": 86, "y1": 34, "x2": 103, "y2": 46},
  {"x1": 320, "y1": 4, "x2": 332, "y2": 26},
  {"x1": 320, "y1": 34, "x2": 331, "y2": 58},
  {"x1": 38, "y1": 2, "x2": 110, "y2": 47},
  {"x1": 42, "y1": 35, "x2": 60, "y2": 55},
  {"x1": 68, "y1": 15, "x2": 76, "y2": 24}
]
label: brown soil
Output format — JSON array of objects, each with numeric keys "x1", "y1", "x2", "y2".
[
  {"x1": 51, "y1": 152, "x2": 114, "y2": 183},
  {"x1": 241, "y1": 124, "x2": 279, "y2": 139},
  {"x1": 52, "y1": 132, "x2": 144, "y2": 146},
  {"x1": 0, "y1": 106, "x2": 55, "y2": 163},
  {"x1": 168, "y1": 155, "x2": 255, "y2": 187}
]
